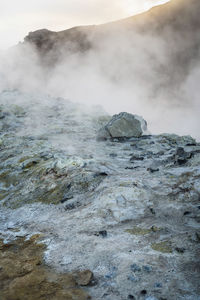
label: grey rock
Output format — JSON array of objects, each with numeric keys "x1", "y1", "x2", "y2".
[
  {"x1": 174, "y1": 147, "x2": 193, "y2": 165},
  {"x1": 97, "y1": 112, "x2": 147, "y2": 140},
  {"x1": 96, "y1": 126, "x2": 111, "y2": 141}
]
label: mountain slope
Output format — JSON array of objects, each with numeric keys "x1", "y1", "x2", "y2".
[
  {"x1": 23, "y1": 0, "x2": 200, "y2": 92},
  {"x1": 24, "y1": 0, "x2": 200, "y2": 61}
]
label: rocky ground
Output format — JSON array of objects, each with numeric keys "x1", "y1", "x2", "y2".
[{"x1": 0, "y1": 90, "x2": 200, "y2": 300}]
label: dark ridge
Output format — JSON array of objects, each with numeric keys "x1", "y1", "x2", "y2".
[{"x1": 23, "y1": 0, "x2": 200, "y2": 89}]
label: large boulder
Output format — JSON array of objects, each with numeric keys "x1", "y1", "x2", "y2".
[{"x1": 97, "y1": 112, "x2": 147, "y2": 140}]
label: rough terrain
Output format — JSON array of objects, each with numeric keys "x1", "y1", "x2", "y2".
[{"x1": 0, "y1": 90, "x2": 200, "y2": 300}]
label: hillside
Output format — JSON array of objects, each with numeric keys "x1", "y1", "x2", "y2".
[{"x1": 24, "y1": 0, "x2": 200, "y2": 84}]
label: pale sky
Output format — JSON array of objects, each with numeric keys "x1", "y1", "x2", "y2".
[{"x1": 0, "y1": 0, "x2": 169, "y2": 49}]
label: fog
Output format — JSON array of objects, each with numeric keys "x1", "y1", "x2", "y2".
[{"x1": 0, "y1": 0, "x2": 199, "y2": 140}]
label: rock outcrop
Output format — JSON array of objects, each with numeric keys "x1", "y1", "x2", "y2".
[{"x1": 0, "y1": 90, "x2": 200, "y2": 300}]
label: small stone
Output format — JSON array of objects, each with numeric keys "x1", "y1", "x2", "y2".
[
  {"x1": 64, "y1": 202, "x2": 76, "y2": 210},
  {"x1": 74, "y1": 270, "x2": 93, "y2": 286},
  {"x1": 183, "y1": 211, "x2": 191, "y2": 216},
  {"x1": 61, "y1": 194, "x2": 74, "y2": 203},
  {"x1": 141, "y1": 290, "x2": 147, "y2": 295},
  {"x1": 149, "y1": 207, "x2": 156, "y2": 215},
  {"x1": 151, "y1": 226, "x2": 161, "y2": 232},
  {"x1": 175, "y1": 247, "x2": 185, "y2": 254},
  {"x1": 94, "y1": 172, "x2": 108, "y2": 177},
  {"x1": 94, "y1": 230, "x2": 107, "y2": 238},
  {"x1": 99, "y1": 230, "x2": 107, "y2": 238},
  {"x1": 128, "y1": 295, "x2": 136, "y2": 299},
  {"x1": 147, "y1": 166, "x2": 159, "y2": 173},
  {"x1": 125, "y1": 166, "x2": 139, "y2": 170}
]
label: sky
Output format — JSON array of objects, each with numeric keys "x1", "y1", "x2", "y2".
[{"x1": 0, "y1": 0, "x2": 169, "y2": 50}]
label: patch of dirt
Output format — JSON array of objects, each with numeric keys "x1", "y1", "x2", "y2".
[{"x1": 0, "y1": 235, "x2": 92, "y2": 300}]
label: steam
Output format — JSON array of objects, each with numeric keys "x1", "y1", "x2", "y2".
[{"x1": 0, "y1": 0, "x2": 199, "y2": 140}]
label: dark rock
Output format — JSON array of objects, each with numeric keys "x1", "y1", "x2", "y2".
[
  {"x1": 125, "y1": 166, "x2": 140, "y2": 170},
  {"x1": 130, "y1": 155, "x2": 144, "y2": 162},
  {"x1": 94, "y1": 230, "x2": 107, "y2": 238},
  {"x1": 175, "y1": 247, "x2": 186, "y2": 254},
  {"x1": 61, "y1": 195, "x2": 74, "y2": 203},
  {"x1": 147, "y1": 166, "x2": 159, "y2": 173},
  {"x1": 64, "y1": 203, "x2": 76, "y2": 210},
  {"x1": 94, "y1": 172, "x2": 108, "y2": 177},
  {"x1": 128, "y1": 295, "x2": 136, "y2": 300},
  {"x1": 141, "y1": 289, "x2": 147, "y2": 295},
  {"x1": 99, "y1": 230, "x2": 107, "y2": 238},
  {"x1": 186, "y1": 143, "x2": 197, "y2": 146},
  {"x1": 183, "y1": 211, "x2": 191, "y2": 216},
  {"x1": 149, "y1": 207, "x2": 156, "y2": 215},
  {"x1": 174, "y1": 147, "x2": 193, "y2": 165}
]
